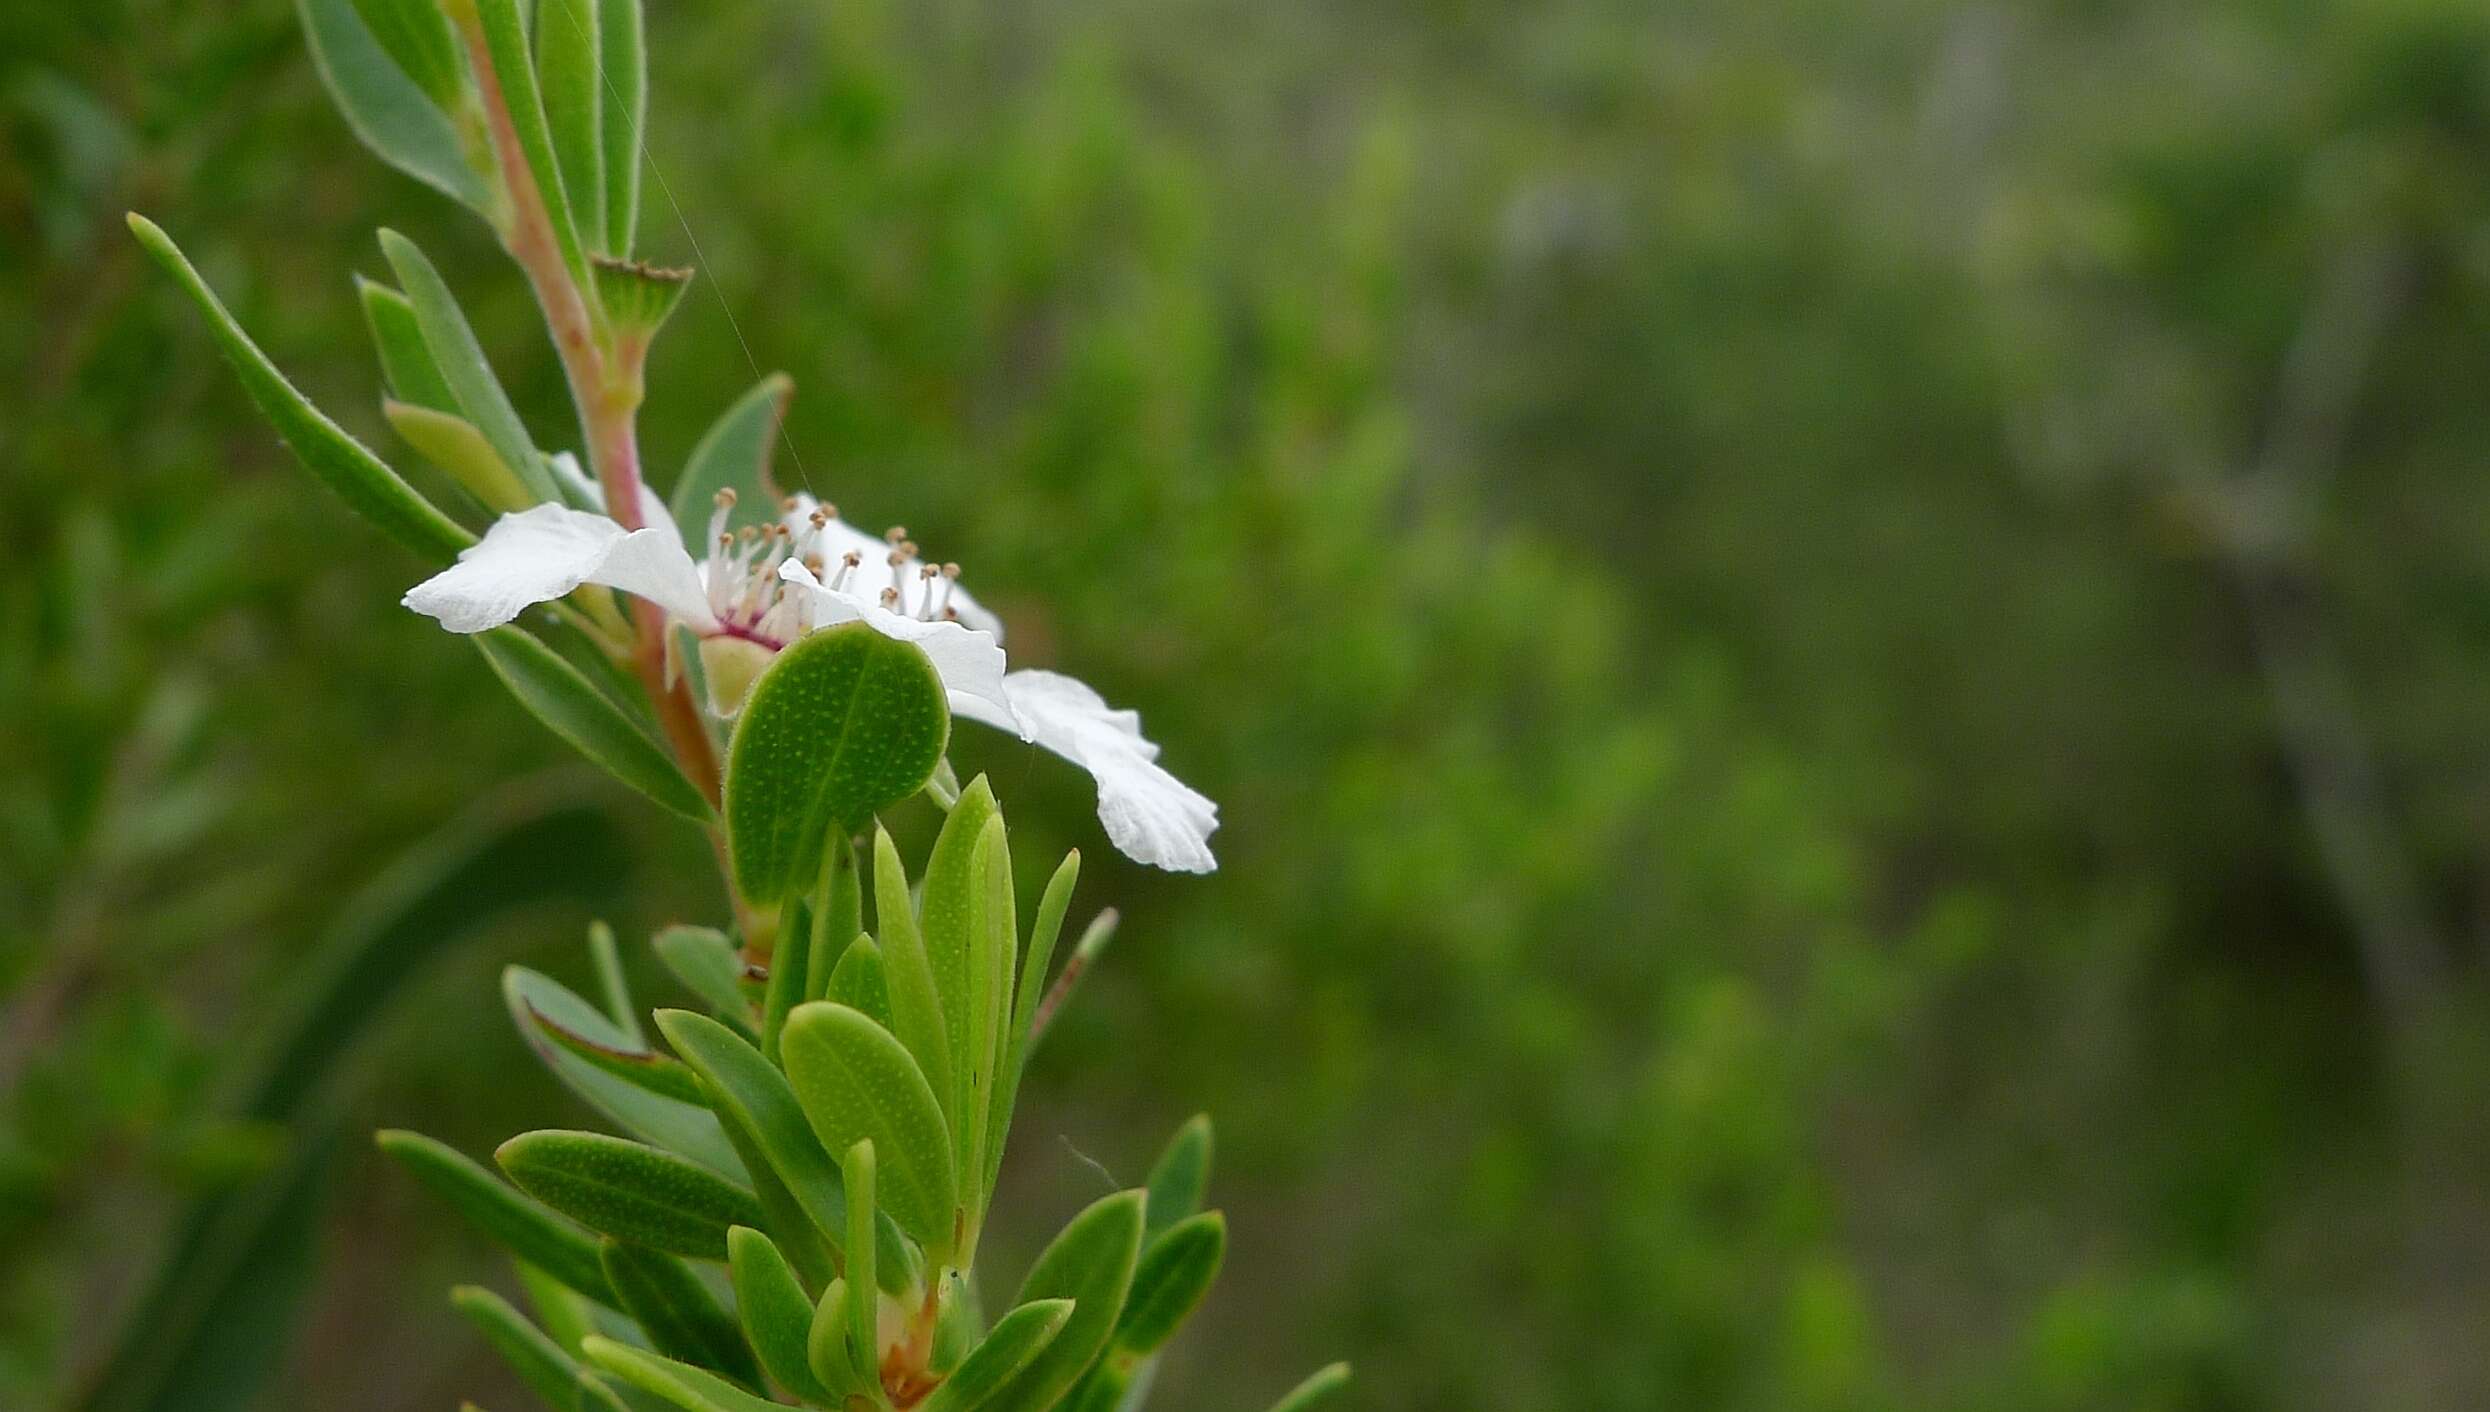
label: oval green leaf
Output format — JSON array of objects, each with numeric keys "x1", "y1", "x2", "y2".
[
  {"x1": 724, "y1": 624, "x2": 951, "y2": 905},
  {"x1": 778, "y1": 1002, "x2": 956, "y2": 1252},
  {"x1": 597, "y1": 1244, "x2": 761, "y2": 1390},
  {"x1": 498, "y1": 1131, "x2": 763, "y2": 1260}
]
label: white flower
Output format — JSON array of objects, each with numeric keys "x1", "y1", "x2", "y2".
[{"x1": 401, "y1": 483, "x2": 1218, "y2": 873}]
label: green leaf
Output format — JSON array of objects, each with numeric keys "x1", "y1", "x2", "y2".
[
  {"x1": 780, "y1": 1002, "x2": 957, "y2": 1254},
  {"x1": 870, "y1": 826, "x2": 954, "y2": 1130},
  {"x1": 826, "y1": 937, "x2": 892, "y2": 1029},
  {"x1": 987, "y1": 850, "x2": 1079, "y2": 1199},
  {"x1": 958, "y1": 816, "x2": 1014, "y2": 1219},
  {"x1": 841, "y1": 1140, "x2": 879, "y2": 1375},
  {"x1": 506, "y1": 966, "x2": 746, "y2": 1178},
  {"x1": 358, "y1": 276, "x2": 458, "y2": 412},
  {"x1": 1115, "y1": 1211, "x2": 1224, "y2": 1355},
  {"x1": 597, "y1": 0, "x2": 644, "y2": 253},
  {"x1": 474, "y1": 625, "x2": 711, "y2": 821},
  {"x1": 1142, "y1": 1115, "x2": 1212, "y2": 1242},
  {"x1": 535, "y1": 0, "x2": 604, "y2": 253},
  {"x1": 804, "y1": 833, "x2": 863, "y2": 1006},
  {"x1": 654, "y1": 1008, "x2": 915, "y2": 1293},
  {"x1": 917, "y1": 1299, "x2": 1076, "y2": 1412},
  {"x1": 377, "y1": 1130, "x2": 614, "y2": 1304},
  {"x1": 299, "y1": 0, "x2": 494, "y2": 212},
  {"x1": 517, "y1": 1259, "x2": 597, "y2": 1356},
  {"x1": 499, "y1": 1130, "x2": 763, "y2": 1259},
  {"x1": 521, "y1": 1000, "x2": 708, "y2": 1105},
  {"x1": 723, "y1": 624, "x2": 952, "y2": 905},
  {"x1": 988, "y1": 1189, "x2": 1145, "y2": 1412},
  {"x1": 598, "y1": 1243, "x2": 761, "y2": 1389},
  {"x1": 127, "y1": 214, "x2": 473, "y2": 562},
  {"x1": 667, "y1": 374, "x2": 792, "y2": 546},
  {"x1": 386, "y1": 399, "x2": 535, "y2": 513},
  {"x1": 378, "y1": 227, "x2": 560, "y2": 503},
  {"x1": 585, "y1": 919, "x2": 642, "y2": 1045},
  {"x1": 1264, "y1": 1364, "x2": 1352, "y2": 1412},
  {"x1": 451, "y1": 1285, "x2": 632, "y2": 1412},
  {"x1": 468, "y1": 0, "x2": 593, "y2": 290},
  {"x1": 350, "y1": 0, "x2": 470, "y2": 110},
  {"x1": 651, "y1": 925, "x2": 755, "y2": 1035},
  {"x1": 581, "y1": 1336, "x2": 783, "y2": 1412},
  {"x1": 725, "y1": 1227, "x2": 834, "y2": 1403},
  {"x1": 918, "y1": 776, "x2": 996, "y2": 1143},
  {"x1": 804, "y1": 1278, "x2": 865, "y2": 1396}
]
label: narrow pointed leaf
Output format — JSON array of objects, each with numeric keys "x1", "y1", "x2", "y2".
[
  {"x1": 358, "y1": 276, "x2": 458, "y2": 412},
  {"x1": 521, "y1": 1001, "x2": 708, "y2": 1104},
  {"x1": 597, "y1": 0, "x2": 644, "y2": 253},
  {"x1": 506, "y1": 967, "x2": 745, "y2": 1178},
  {"x1": 377, "y1": 1130, "x2": 614, "y2": 1304},
  {"x1": 918, "y1": 777, "x2": 996, "y2": 1138},
  {"x1": 474, "y1": 625, "x2": 711, "y2": 822},
  {"x1": 516, "y1": 1260, "x2": 596, "y2": 1356},
  {"x1": 1142, "y1": 1115, "x2": 1212, "y2": 1241},
  {"x1": 535, "y1": 0, "x2": 604, "y2": 251},
  {"x1": 585, "y1": 920, "x2": 641, "y2": 1046},
  {"x1": 959, "y1": 817, "x2": 1013, "y2": 1211},
  {"x1": 128, "y1": 214, "x2": 472, "y2": 562},
  {"x1": 803, "y1": 834, "x2": 863, "y2": 1005},
  {"x1": 452, "y1": 1286, "x2": 631, "y2": 1412},
  {"x1": 723, "y1": 624, "x2": 951, "y2": 905},
  {"x1": 667, "y1": 374, "x2": 791, "y2": 545},
  {"x1": 467, "y1": 0, "x2": 592, "y2": 289},
  {"x1": 804, "y1": 1278, "x2": 865, "y2": 1396},
  {"x1": 378, "y1": 228, "x2": 560, "y2": 502},
  {"x1": 726, "y1": 1227, "x2": 835, "y2": 1403},
  {"x1": 988, "y1": 850, "x2": 1079, "y2": 1197},
  {"x1": 1265, "y1": 1364, "x2": 1352, "y2": 1412},
  {"x1": 598, "y1": 1243, "x2": 760, "y2": 1389},
  {"x1": 988, "y1": 1190, "x2": 1144, "y2": 1412},
  {"x1": 580, "y1": 1336, "x2": 782, "y2": 1412},
  {"x1": 300, "y1": 0, "x2": 493, "y2": 211},
  {"x1": 499, "y1": 1131, "x2": 762, "y2": 1259},
  {"x1": 871, "y1": 826, "x2": 954, "y2": 1127},
  {"x1": 350, "y1": 0, "x2": 469, "y2": 110},
  {"x1": 919, "y1": 1298, "x2": 1076, "y2": 1412},
  {"x1": 841, "y1": 1140, "x2": 879, "y2": 1374},
  {"x1": 780, "y1": 1002, "x2": 957, "y2": 1253}
]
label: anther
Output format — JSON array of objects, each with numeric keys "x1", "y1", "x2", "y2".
[{"x1": 714, "y1": 488, "x2": 738, "y2": 508}]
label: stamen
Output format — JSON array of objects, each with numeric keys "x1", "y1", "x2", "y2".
[
  {"x1": 884, "y1": 525, "x2": 909, "y2": 545},
  {"x1": 881, "y1": 586, "x2": 901, "y2": 609}
]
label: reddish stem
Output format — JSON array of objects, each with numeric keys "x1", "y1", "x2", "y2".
[{"x1": 457, "y1": 9, "x2": 722, "y2": 810}]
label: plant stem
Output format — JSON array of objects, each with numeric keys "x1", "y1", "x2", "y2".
[{"x1": 455, "y1": 5, "x2": 724, "y2": 810}]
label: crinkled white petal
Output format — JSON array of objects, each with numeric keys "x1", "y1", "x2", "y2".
[
  {"x1": 955, "y1": 669, "x2": 1218, "y2": 874},
  {"x1": 776, "y1": 560, "x2": 1014, "y2": 722},
  {"x1": 403, "y1": 503, "x2": 717, "y2": 634}
]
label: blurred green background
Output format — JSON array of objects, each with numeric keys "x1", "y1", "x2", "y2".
[{"x1": 10, "y1": 0, "x2": 2490, "y2": 1407}]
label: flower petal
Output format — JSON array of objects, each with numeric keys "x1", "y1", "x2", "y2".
[
  {"x1": 956, "y1": 670, "x2": 1218, "y2": 874},
  {"x1": 402, "y1": 503, "x2": 715, "y2": 633},
  {"x1": 776, "y1": 560, "x2": 1013, "y2": 723}
]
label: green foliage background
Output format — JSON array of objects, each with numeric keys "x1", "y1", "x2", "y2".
[{"x1": 10, "y1": 0, "x2": 2490, "y2": 1407}]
